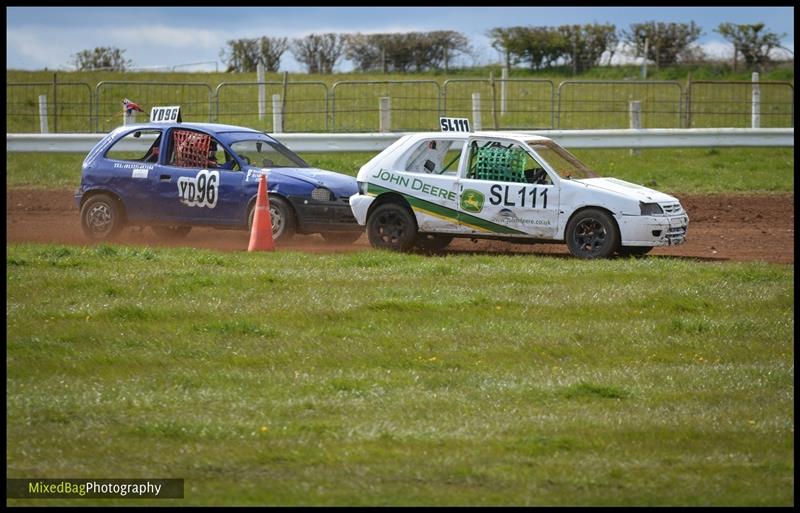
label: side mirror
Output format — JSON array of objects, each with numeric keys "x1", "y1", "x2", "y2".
[{"x1": 133, "y1": 131, "x2": 141, "y2": 138}]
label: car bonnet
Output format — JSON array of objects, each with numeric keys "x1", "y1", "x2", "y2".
[{"x1": 248, "y1": 167, "x2": 358, "y2": 198}]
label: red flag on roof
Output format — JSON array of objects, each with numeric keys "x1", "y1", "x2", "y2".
[{"x1": 123, "y1": 98, "x2": 144, "y2": 113}]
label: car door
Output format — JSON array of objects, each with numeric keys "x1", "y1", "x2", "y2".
[
  {"x1": 389, "y1": 137, "x2": 471, "y2": 234},
  {"x1": 456, "y1": 138, "x2": 560, "y2": 239},
  {"x1": 151, "y1": 128, "x2": 244, "y2": 225}
]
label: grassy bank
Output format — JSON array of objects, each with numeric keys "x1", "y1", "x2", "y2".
[{"x1": 6, "y1": 243, "x2": 794, "y2": 506}]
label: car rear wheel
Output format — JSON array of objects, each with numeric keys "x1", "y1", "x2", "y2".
[
  {"x1": 80, "y1": 193, "x2": 125, "y2": 240},
  {"x1": 151, "y1": 225, "x2": 192, "y2": 240},
  {"x1": 415, "y1": 234, "x2": 453, "y2": 252},
  {"x1": 321, "y1": 231, "x2": 363, "y2": 244},
  {"x1": 248, "y1": 195, "x2": 295, "y2": 243},
  {"x1": 367, "y1": 203, "x2": 417, "y2": 252},
  {"x1": 618, "y1": 245, "x2": 653, "y2": 257},
  {"x1": 565, "y1": 208, "x2": 619, "y2": 259}
]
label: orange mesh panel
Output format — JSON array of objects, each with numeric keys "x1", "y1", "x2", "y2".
[{"x1": 173, "y1": 130, "x2": 211, "y2": 168}]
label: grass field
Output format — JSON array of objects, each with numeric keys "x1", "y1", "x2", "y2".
[
  {"x1": 7, "y1": 147, "x2": 794, "y2": 194},
  {"x1": 6, "y1": 243, "x2": 794, "y2": 506}
]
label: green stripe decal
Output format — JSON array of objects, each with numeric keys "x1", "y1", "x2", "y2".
[{"x1": 368, "y1": 183, "x2": 525, "y2": 235}]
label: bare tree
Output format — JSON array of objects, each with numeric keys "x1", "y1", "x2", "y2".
[
  {"x1": 716, "y1": 22, "x2": 786, "y2": 70},
  {"x1": 292, "y1": 33, "x2": 344, "y2": 74},
  {"x1": 71, "y1": 47, "x2": 132, "y2": 71},
  {"x1": 258, "y1": 37, "x2": 289, "y2": 72},
  {"x1": 623, "y1": 21, "x2": 702, "y2": 69}
]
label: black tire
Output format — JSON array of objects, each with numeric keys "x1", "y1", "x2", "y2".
[
  {"x1": 367, "y1": 202, "x2": 417, "y2": 252},
  {"x1": 618, "y1": 246, "x2": 653, "y2": 258},
  {"x1": 321, "y1": 231, "x2": 363, "y2": 244},
  {"x1": 80, "y1": 193, "x2": 125, "y2": 240},
  {"x1": 565, "y1": 208, "x2": 620, "y2": 259},
  {"x1": 151, "y1": 225, "x2": 192, "y2": 240},
  {"x1": 249, "y1": 195, "x2": 295, "y2": 243},
  {"x1": 415, "y1": 234, "x2": 453, "y2": 252}
]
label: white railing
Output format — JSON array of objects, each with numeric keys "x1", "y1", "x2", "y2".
[{"x1": 6, "y1": 128, "x2": 794, "y2": 153}]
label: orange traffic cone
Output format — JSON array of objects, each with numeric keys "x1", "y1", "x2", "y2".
[{"x1": 248, "y1": 174, "x2": 275, "y2": 252}]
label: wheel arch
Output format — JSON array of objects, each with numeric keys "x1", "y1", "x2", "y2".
[
  {"x1": 366, "y1": 192, "x2": 418, "y2": 232},
  {"x1": 563, "y1": 205, "x2": 620, "y2": 240},
  {"x1": 80, "y1": 188, "x2": 128, "y2": 220}
]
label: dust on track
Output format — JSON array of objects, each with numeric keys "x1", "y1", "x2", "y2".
[{"x1": 6, "y1": 188, "x2": 794, "y2": 264}]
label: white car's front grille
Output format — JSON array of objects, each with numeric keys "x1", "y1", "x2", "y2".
[{"x1": 661, "y1": 202, "x2": 683, "y2": 215}]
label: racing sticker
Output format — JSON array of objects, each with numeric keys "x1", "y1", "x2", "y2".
[
  {"x1": 177, "y1": 169, "x2": 219, "y2": 208},
  {"x1": 131, "y1": 168, "x2": 149, "y2": 179},
  {"x1": 460, "y1": 189, "x2": 485, "y2": 213}
]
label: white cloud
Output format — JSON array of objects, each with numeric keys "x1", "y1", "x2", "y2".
[
  {"x1": 112, "y1": 25, "x2": 223, "y2": 50},
  {"x1": 7, "y1": 28, "x2": 75, "y2": 69}
]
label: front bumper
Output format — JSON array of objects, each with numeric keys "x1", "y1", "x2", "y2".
[
  {"x1": 288, "y1": 195, "x2": 361, "y2": 233},
  {"x1": 349, "y1": 194, "x2": 374, "y2": 226},
  {"x1": 619, "y1": 214, "x2": 689, "y2": 247}
]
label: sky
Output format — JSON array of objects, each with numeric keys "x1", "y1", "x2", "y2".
[{"x1": 6, "y1": 6, "x2": 795, "y2": 72}]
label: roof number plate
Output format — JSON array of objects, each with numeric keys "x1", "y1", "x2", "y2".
[
  {"x1": 150, "y1": 106, "x2": 182, "y2": 123},
  {"x1": 439, "y1": 117, "x2": 470, "y2": 133}
]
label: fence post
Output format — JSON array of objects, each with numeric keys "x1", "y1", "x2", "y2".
[
  {"x1": 501, "y1": 67, "x2": 508, "y2": 115},
  {"x1": 124, "y1": 105, "x2": 136, "y2": 125},
  {"x1": 751, "y1": 71, "x2": 760, "y2": 129},
  {"x1": 629, "y1": 100, "x2": 641, "y2": 156},
  {"x1": 379, "y1": 97, "x2": 391, "y2": 133},
  {"x1": 489, "y1": 72, "x2": 498, "y2": 129},
  {"x1": 257, "y1": 62, "x2": 266, "y2": 121},
  {"x1": 52, "y1": 72, "x2": 58, "y2": 133},
  {"x1": 472, "y1": 93, "x2": 482, "y2": 131},
  {"x1": 272, "y1": 94, "x2": 282, "y2": 133},
  {"x1": 38, "y1": 95, "x2": 49, "y2": 134}
]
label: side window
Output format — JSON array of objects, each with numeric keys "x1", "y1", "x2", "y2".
[
  {"x1": 167, "y1": 130, "x2": 238, "y2": 171},
  {"x1": 404, "y1": 139, "x2": 463, "y2": 175},
  {"x1": 466, "y1": 140, "x2": 551, "y2": 185},
  {"x1": 105, "y1": 129, "x2": 162, "y2": 163}
]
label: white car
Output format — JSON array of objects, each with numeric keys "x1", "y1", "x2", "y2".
[{"x1": 349, "y1": 128, "x2": 688, "y2": 259}]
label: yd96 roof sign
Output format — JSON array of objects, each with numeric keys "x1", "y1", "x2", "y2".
[
  {"x1": 439, "y1": 117, "x2": 470, "y2": 133},
  {"x1": 150, "y1": 106, "x2": 182, "y2": 123}
]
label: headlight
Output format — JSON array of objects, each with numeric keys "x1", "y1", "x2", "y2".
[
  {"x1": 640, "y1": 202, "x2": 663, "y2": 216},
  {"x1": 311, "y1": 187, "x2": 332, "y2": 202}
]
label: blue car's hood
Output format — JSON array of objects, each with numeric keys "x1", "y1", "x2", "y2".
[{"x1": 247, "y1": 167, "x2": 358, "y2": 198}]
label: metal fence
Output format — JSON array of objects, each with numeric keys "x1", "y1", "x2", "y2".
[
  {"x1": 6, "y1": 78, "x2": 795, "y2": 133},
  {"x1": 443, "y1": 79, "x2": 555, "y2": 130},
  {"x1": 215, "y1": 81, "x2": 328, "y2": 132},
  {"x1": 557, "y1": 80, "x2": 684, "y2": 129},
  {"x1": 687, "y1": 81, "x2": 795, "y2": 128},
  {"x1": 6, "y1": 82, "x2": 93, "y2": 133},
  {"x1": 95, "y1": 81, "x2": 213, "y2": 132},
  {"x1": 331, "y1": 80, "x2": 441, "y2": 132}
]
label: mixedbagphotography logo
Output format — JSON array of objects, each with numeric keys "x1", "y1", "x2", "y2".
[{"x1": 6, "y1": 479, "x2": 184, "y2": 499}]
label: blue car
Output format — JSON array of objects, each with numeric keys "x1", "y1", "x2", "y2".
[{"x1": 75, "y1": 121, "x2": 362, "y2": 243}]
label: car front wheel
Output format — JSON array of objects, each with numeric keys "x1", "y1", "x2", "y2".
[
  {"x1": 80, "y1": 193, "x2": 125, "y2": 240},
  {"x1": 367, "y1": 203, "x2": 417, "y2": 252},
  {"x1": 565, "y1": 208, "x2": 620, "y2": 259},
  {"x1": 248, "y1": 195, "x2": 296, "y2": 243}
]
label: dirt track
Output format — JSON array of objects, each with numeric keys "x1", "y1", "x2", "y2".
[{"x1": 6, "y1": 188, "x2": 794, "y2": 264}]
